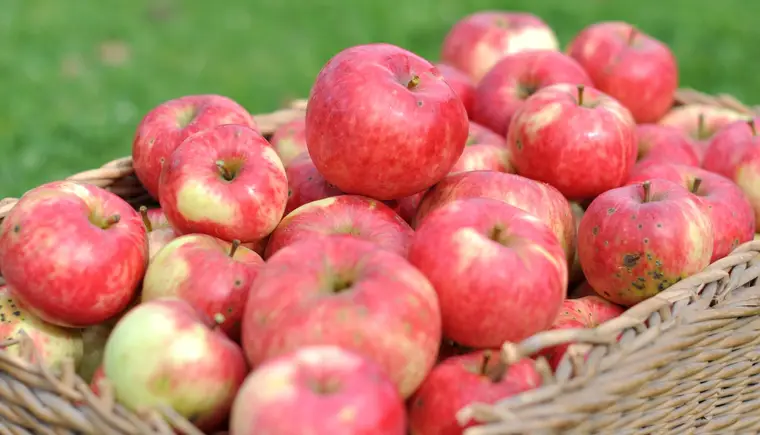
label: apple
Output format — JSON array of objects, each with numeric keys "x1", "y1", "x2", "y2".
[
  {"x1": 507, "y1": 83, "x2": 637, "y2": 201},
  {"x1": 634, "y1": 124, "x2": 700, "y2": 172},
  {"x1": 230, "y1": 345, "x2": 406, "y2": 435},
  {"x1": 103, "y1": 298, "x2": 248, "y2": 432},
  {"x1": 269, "y1": 116, "x2": 308, "y2": 168},
  {"x1": 159, "y1": 123, "x2": 289, "y2": 243},
  {"x1": 566, "y1": 21, "x2": 678, "y2": 124},
  {"x1": 628, "y1": 163, "x2": 755, "y2": 262},
  {"x1": 568, "y1": 201, "x2": 586, "y2": 285},
  {"x1": 408, "y1": 350, "x2": 542, "y2": 435},
  {"x1": 132, "y1": 94, "x2": 258, "y2": 199},
  {"x1": 568, "y1": 281, "x2": 597, "y2": 299},
  {"x1": 731, "y1": 128, "x2": 760, "y2": 232},
  {"x1": 658, "y1": 104, "x2": 748, "y2": 162},
  {"x1": 241, "y1": 236, "x2": 441, "y2": 398},
  {"x1": 449, "y1": 143, "x2": 512, "y2": 174},
  {"x1": 436, "y1": 63, "x2": 475, "y2": 116},
  {"x1": 141, "y1": 234, "x2": 264, "y2": 339},
  {"x1": 440, "y1": 11, "x2": 559, "y2": 83},
  {"x1": 284, "y1": 152, "x2": 344, "y2": 215},
  {"x1": 0, "y1": 181, "x2": 148, "y2": 327},
  {"x1": 383, "y1": 191, "x2": 427, "y2": 226},
  {"x1": 89, "y1": 364, "x2": 107, "y2": 397},
  {"x1": 306, "y1": 43, "x2": 468, "y2": 200},
  {"x1": 138, "y1": 206, "x2": 178, "y2": 261},
  {"x1": 242, "y1": 237, "x2": 269, "y2": 257},
  {"x1": 472, "y1": 50, "x2": 592, "y2": 136},
  {"x1": 408, "y1": 197, "x2": 567, "y2": 348},
  {"x1": 467, "y1": 121, "x2": 506, "y2": 148},
  {"x1": 577, "y1": 179, "x2": 714, "y2": 307},
  {"x1": 704, "y1": 118, "x2": 759, "y2": 179}
]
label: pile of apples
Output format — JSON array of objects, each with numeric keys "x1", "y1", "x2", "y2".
[{"x1": 1, "y1": 9, "x2": 758, "y2": 435}]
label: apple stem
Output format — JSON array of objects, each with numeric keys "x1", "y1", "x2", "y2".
[
  {"x1": 138, "y1": 206, "x2": 152, "y2": 232},
  {"x1": 407, "y1": 75, "x2": 420, "y2": 90},
  {"x1": 642, "y1": 181, "x2": 652, "y2": 203},
  {"x1": 691, "y1": 177, "x2": 702, "y2": 194},
  {"x1": 216, "y1": 160, "x2": 233, "y2": 181},
  {"x1": 697, "y1": 113, "x2": 706, "y2": 139},
  {"x1": 576, "y1": 84, "x2": 585, "y2": 106},
  {"x1": 229, "y1": 239, "x2": 241, "y2": 257},
  {"x1": 749, "y1": 119, "x2": 757, "y2": 137},
  {"x1": 104, "y1": 214, "x2": 121, "y2": 227},
  {"x1": 627, "y1": 27, "x2": 638, "y2": 46},
  {"x1": 479, "y1": 350, "x2": 492, "y2": 376}
]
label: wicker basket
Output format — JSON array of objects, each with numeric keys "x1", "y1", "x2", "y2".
[{"x1": 0, "y1": 89, "x2": 759, "y2": 435}]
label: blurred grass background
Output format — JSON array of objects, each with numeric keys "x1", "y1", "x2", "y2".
[{"x1": 2, "y1": 0, "x2": 759, "y2": 198}]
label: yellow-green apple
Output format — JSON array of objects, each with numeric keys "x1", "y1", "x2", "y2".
[
  {"x1": 567, "y1": 22, "x2": 678, "y2": 124},
  {"x1": 467, "y1": 121, "x2": 506, "y2": 148},
  {"x1": 269, "y1": 116, "x2": 307, "y2": 168},
  {"x1": 568, "y1": 202, "x2": 586, "y2": 285},
  {"x1": 0, "y1": 181, "x2": 148, "y2": 327},
  {"x1": 408, "y1": 197, "x2": 567, "y2": 348},
  {"x1": 449, "y1": 143, "x2": 512, "y2": 174},
  {"x1": 138, "y1": 206, "x2": 178, "y2": 262},
  {"x1": 472, "y1": 50, "x2": 592, "y2": 136},
  {"x1": 103, "y1": 298, "x2": 247, "y2": 432},
  {"x1": 132, "y1": 94, "x2": 258, "y2": 199},
  {"x1": 507, "y1": 83, "x2": 637, "y2": 201},
  {"x1": 577, "y1": 179, "x2": 714, "y2": 307},
  {"x1": 159, "y1": 124, "x2": 289, "y2": 243},
  {"x1": 633, "y1": 124, "x2": 700, "y2": 172},
  {"x1": 440, "y1": 11, "x2": 559, "y2": 82},
  {"x1": 284, "y1": 152, "x2": 344, "y2": 215},
  {"x1": 658, "y1": 104, "x2": 747, "y2": 163},
  {"x1": 305, "y1": 43, "x2": 468, "y2": 200},
  {"x1": 241, "y1": 236, "x2": 441, "y2": 398},
  {"x1": 230, "y1": 345, "x2": 406, "y2": 435},
  {"x1": 436, "y1": 63, "x2": 475, "y2": 116},
  {"x1": 704, "y1": 118, "x2": 759, "y2": 179},
  {"x1": 408, "y1": 350, "x2": 541, "y2": 435},
  {"x1": 0, "y1": 285, "x2": 83, "y2": 371},
  {"x1": 383, "y1": 191, "x2": 427, "y2": 225},
  {"x1": 141, "y1": 234, "x2": 264, "y2": 339}
]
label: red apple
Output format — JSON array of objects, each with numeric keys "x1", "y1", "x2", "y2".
[
  {"x1": 567, "y1": 21, "x2": 678, "y2": 124},
  {"x1": 449, "y1": 143, "x2": 512, "y2": 174},
  {"x1": 658, "y1": 104, "x2": 748, "y2": 163},
  {"x1": 284, "y1": 152, "x2": 344, "y2": 215},
  {"x1": 230, "y1": 345, "x2": 406, "y2": 435},
  {"x1": 242, "y1": 237, "x2": 269, "y2": 257},
  {"x1": 141, "y1": 234, "x2": 264, "y2": 339},
  {"x1": 732, "y1": 129, "x2": 760, "y2": 232},
  {"x1": 408, "y1": 197, "x2": 567, "y2": 348},
  {"x1": 306, "y1": 43, "x2": 468, "y2": 200},
  {"x1": 633, "y1": 124, "x2": 700, "y2": 172},
  {"x1": 132, "y1": 94, "x2": 258, "y2": 199},
  {"x1": 577, "y1": 179, "x2": 714, "y2": 307},
  {"x1": 472, "y1": 50, "x2": 592, "y2": 136},
  {"x1": 241, "y1": 236, "x2": 441, "y2": 398},
  {"x1": 269, "y1": 116, "x2": 308, "y2": 168},
  {"x1": 103, "y1": 298, "x2": 248, "y2": 432},
  {"x1": 467, "y1": 121, "x2": 506, "y2": 148},
  {"x1": 436, "y1": 63, "x2": 475, "y2": 115},
  {"x1": 159, "y1": 124, "x2": 289, "y2": 243},
  {"x1": 138, "y1": 206, "x2": 178, "y2": 261},
  {"x1": 0, "y1": 181, "x2": 148, "y2": 327},
  {"x1": 408, "y1": 350, "x2": 542, "y2": 435},
  {"x1": 628, "y1": 163, "x2": 755, "y2": 262},
  {"x1": 440, "y1": 11, "x2": 559, "y2": 83},
  {"x1": 704, "y1": 118, "x2": 759, "y2": 179},
  {"x1": 89, "y1": 365, "x2": 107, "y2": 397},
  {"x1": 383, "y1": 191, "x2": 427, "y2": 226},
  {"x1": 568, "y1": 201, "x2": 586, "y2": 285}
]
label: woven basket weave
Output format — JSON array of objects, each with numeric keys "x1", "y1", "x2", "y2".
[{"x1": 0, "y1": 89, "x2": 759, "y2": 435}]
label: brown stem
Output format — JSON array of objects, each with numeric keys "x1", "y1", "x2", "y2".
[
  {"x1": 642, "y1": 181, "x2": 652, "y2": 203},
  {"x1": 691, "y1": 177, "x2": 702, "y2": 194},
  {"x1": 138, "y1": 206, "x2": 152, "y2": 232},
  {"x1": 103, "y1": 214, "x2": 121, "y2": 227},
  {"x1": 577, "y1": 84, "x2": 585, "y2": 106},
  {"x1": 229, "y1": 239, "x2": 241, "y2": 257},
  {"x1": 627, "y1": 26, "x2": 638, "y2": 46},
  {"x1": 216, "y1": 160, "x2": 233, "y2": 181},
  {"x1": 407, "y1": 75, "x2": 420, "y2": 90},
  {"x1": 749, "y1": 119, "x2": 757, "y2": 137},
  {"x1": 479, "y1": 350, "x2": 492, "y2": 376},
  {"x1": 697, "y1": 113, "x2": 706, "y2": 139}
]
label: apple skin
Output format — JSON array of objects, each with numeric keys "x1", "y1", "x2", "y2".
[
  {"x1": 241, "y1": 236, "x2": 441, "y2": 399},
  {"x1": 140, "y1": 207, "x2": 178, "y2": 262},
  {"x1": 440, "y1": 11, "x2": 559, "y2": 83},
  {"x1": 567, "y1": 21, "x2": 678, "y2": 124},
  {"x1": 568, "y1": 202, "x2": 586, "y2": 285},
  {"x1": 472, "y1": 50, "x2": 592, "y2": 136},
  {"x1": 731, "y1": 136, "x2": 760, "y2": 232},
  {"x1": 383, "y1": 191, "x2": 427, "y2": 226},
  {"x1": 634, "y1": 124, "x2": 700, "y2": 172},
  {"x1": 408, "y1": 350, "x2": 542, "y2": 435},
  {"x1": 467, "y1": 121, "x2": 506, "y2": 148},
  {"x1": 305, "y1": 43, "x2": 469, "y2": 200},
  {"x1": 408, "y1": 197, "x2": 567, "y2": 348},
  {"x1": 89, "y1": 364, "x2": 107, "y2": 397},
  {"x1": 284, "y1": 152, "x2": 344, "y2": 215},
  {"x1": 577, "y1": 179, "x2": 714, "y2": 307},
  {"x1": 436, "y1": 63, "x2": 475, "y2": 116},
  {"x1": 627, "y1": 163, "x2": 755, "y2": 262},
  {"x1": 658, "y1": 104, "x2": 748, "y2": 163},
  {"x1": 141, "y1": 234, "x2": 264, "y2": 339},
  {"x1": 230, "y1": 345, "x2": 406, "y2": 435},
  {"x1": 703, "y1": 118, "x2": 760, "y2": 179},
  {"x1": 103, "y1": 298, "x2": 248, "y2": 432},
  {"x1": 269, "y1": 116, "x2": 308, "y2": 168},
  {"x1": 449, "y1": 143, "x2": 512, "y2": 174},
  {"x1": 159, "y1": 124, "x2": 289, "y2": 243},
  {"x1": 507, "y1": 83, "x2": 638, "y2": 201},
  {"x1": 132, "y1": 94, "x2": 258, "y2": 199},
  {"x1": 0, "y1": 181, "x2": 148, "y2": 327}
]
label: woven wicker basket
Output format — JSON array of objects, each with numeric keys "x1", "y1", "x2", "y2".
[{"x1": 1, "y1": 89, "x2": 759, "y2": 435}]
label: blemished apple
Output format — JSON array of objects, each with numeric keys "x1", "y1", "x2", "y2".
[
  {"x1": 658, "y1": 104, "x2": 748, "y2": 163},
  {"x1": 577, "y1": 179, "x2": 714, "y2": 307},
  {"x1": 139, "y1": 206, "x2": 178, "y2": 262},
  {"x1": 440, "y1": 11, "x2": 559, "y2": 82},
  {"x1": 633, "y1": 124, "x2": 700, "y2": 172},
  {"x1": 408, "y1": 350, "x2": 542, "y2": 435},
  {"x1": 568, "y1": 202, "x2": 586, "y2": 285},
  {"x1": 507, "y1": 83, "x2": 638, "y2": 201},
  {"x1": 567, "y1": 21, "x2": 678, "y2": 124},
  {"x1": 132, "y1": 94, "x2": 258, "y2": 199},
  {"x1": 449, "y1": 143, "x2": 512, "y2": 174},
  {"x1": 408, "y1": 197, "x2": 567, "y2": 348},
  {"x1": 467, "y1": 121, "x2": 506, "y2": 148},
  {"x1": 230, "y1": 345, "x2": 407, "y2": 435},
  {"x1": 159, "y1": 124, "x2": 289, "y2": 243},
  {"x1": 306, "y1": 43, "x2": 468, "y2": 200},
  {"x1": 0, "y1": 181, "x2": 148, "y2": 327},
  {"x1": 284, "y1": 152, "x2": 344, "y2": 215},
  {"x1": 269, "y1": 116, "x2": 308, "y2": 168},
  {"x1": 141, "y1": 234, "x2": 264, "y2": 339},
  {"x1": 103, "y1": 298, "x2": 248, "y2": 432},
  {"x1": 704, "y1": 118, "x2": 759, "y2": 179},
  {"x1": 383, "y1": 190, "x2": 427, "y2": 226},
  {"x1": 628, "y1": 163, "x2": 755, "y2": 262},
  {"x1": 436, "y1": 63, "x2": 475, "y2": 116},
  {"x1": 472, "y1": 50, "x2": 592, "y2": 136},
  {"x1": 241, "y1": 236, "x2": 441, "y2": 399}
]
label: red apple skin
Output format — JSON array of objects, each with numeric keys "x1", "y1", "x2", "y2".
[
  {"x1": 408, "y1": 197, "x2": 567, "y2": 348},
  {"x1": 242, "y1": 237, "x2": 269, "y2": 257},
  {"x1": 449, "y1": 143, "x2": 512, "y2": 174},
  {"x1": 436, "y1": 63, "x2": 475, "y2": 116},
  {"x1": 472, "y1": 50, "x2": 593, "y2": 136},
  {"x1": 703, "y1": 118, "x2": 760, "y2": 179},
  {"x1": 230, "y1": 345, "x2": 406, "y2": 435},
  {"x1": 241, "y1": 236, "x2": 441, "y2": 398},
  {"x1": 440, "y1": 11, "x2": 559, "y2": 83},
  {"x1": 567, "y1": 21, "x2": 678, "y2": 124},
  {"x1": 568, "y1": 202, "x2": 586, "y2": 285},
  {"x1": 507, "y1": 83, "x2": 638, "y2": 201},
  {"x1": 659, "y1": 104, "x2": 748, "y2": 163},
  {"x1": 284, "y1": 152, "x2": 344, "y2": 215},
  {"x1": 159, "y1": 124, "x2": 289, "y2": 243},
  {"x1": 467, "y1": 121, "x2": 506, "y2": 148},
  {"x1": 89, "y1": 365, "x2": 106, "y2": 397},
  {"x1": 306, "y1": 43, "x2": 469, "y2": 200},
  {"x1": 141, "y1": 234, "x2": 264, "y2": 339},
  {"x1": 733, "y1": 142, "x2": 760, "y2": 232},
  {"x1": 140, "y1": 207, "x2": 178, "y2": 261},
  {"x1": 0, "y1": 181, "x2": 148, "y2": 327},
  {"x1": 634, "y1": 124, "x2": 700, "y2": 172},
  {"x1": 577, "y1": 179, "x2": 714, "y2": 307},
  {"x1": 132, "y1": 94, "x2": 258, "y2": 199},
  {"x1": 627, "y1": 163, "x2": 755, "y2": 262},
  {"x1": 383, "y1": 191, "x2": 427, "y2": 226},
  {"x1": 269, "y1": 116, "x2": 308, "y2": 168},
  {"x1": 408, "y1": 350, "x2": 542, "y2": 435}
]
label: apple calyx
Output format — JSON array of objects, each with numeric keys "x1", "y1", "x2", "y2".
[
  {"x1": 309, "y1": 377, "x2": 342, "y2": 395},
  {"x1": 641, "y1": 181, "x2": 653, "y2": 203},
  {"x1": 229, "y1": 239, "x2": 241, "y2": 257},
  {"x1": 138, "y1": 206, "x2": 152, "y2": 232},
  {"x1": 216, "y1": 160, "x2": 236, "y2": 181},
  {"x1": 407, "y1": 75, "x2": 421, "y2": 90},
  {"x1": 749, "y1": 119, "x2": 757, "y2": 137},
  {"x1": 576, "y1": 84, "x2": 586, "y2": 106},
  {"x1": 690, "y1": 177, "x2": 703, "y2": 194},
  {"x1": 487, "y1": 224, "x2": 510, "y2": 246}
]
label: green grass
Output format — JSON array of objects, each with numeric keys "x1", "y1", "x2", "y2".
[{"x1": 2, "y1": 0, "x2": 759, "y2": 198}]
